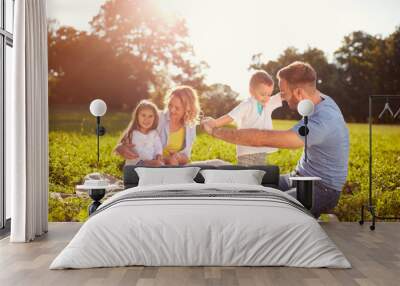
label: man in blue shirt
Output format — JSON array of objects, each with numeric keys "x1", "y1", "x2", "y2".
[{"x1": 202, "y1": 61, "x2": 349, "y2": 218}]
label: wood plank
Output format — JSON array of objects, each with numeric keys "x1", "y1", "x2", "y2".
[{"x1": 0, "y1": 222, "x2": 399, "y2": 286}]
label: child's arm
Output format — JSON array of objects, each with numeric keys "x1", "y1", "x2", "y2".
[
  {"x1": 204, "y1": 100, "x2": 249, "y2": 129},
  {"x1": 202, "y1": 114, "x2": 233, "y2": 129},
  {"x1": 214, "y1": 115, "x2": 234, "y2": 128}
]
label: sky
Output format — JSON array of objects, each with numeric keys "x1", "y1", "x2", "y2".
[{"x1": 47, "y1": 0, "x2": 400, "y2": 98}]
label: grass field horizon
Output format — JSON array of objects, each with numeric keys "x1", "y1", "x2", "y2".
[{"x1": 49, "y1": 110, "x2": 400, "y2": 222}]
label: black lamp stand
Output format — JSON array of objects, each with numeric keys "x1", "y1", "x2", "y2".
[
  {"x1": 292, "y1": 116, "x2": 315, "y2": 211},
  {"x1": 95, "y1": 116, "x2": 106, "y2": 163},
  {"x1": 88, "y1": 188, "x2": 106, "y2": 215},
  {"x1": 298, "y1": 116, "x2": 310, "y2": 162},
  {"x1": 88, "y1": 117, "x2": 106, "y2": 215}
]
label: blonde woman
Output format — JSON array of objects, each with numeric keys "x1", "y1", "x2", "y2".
[
  {"x1": 158, "y1": 86, "x2": 200, "y2": 165},
  {"x1": 115, "y1": 86, "x2": 201, "y2": 166}
]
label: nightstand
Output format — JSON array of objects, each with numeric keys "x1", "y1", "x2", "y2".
[
  {"x1": 77, "y1": 180, "x2": 110, "y2": 215},
  {"x1": 289, "y1": 177, "x2": 321, "y2": 210}
]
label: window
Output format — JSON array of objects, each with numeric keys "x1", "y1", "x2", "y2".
[{"x1": 0, "y1": 0, "x2": 14, "y2": 233}]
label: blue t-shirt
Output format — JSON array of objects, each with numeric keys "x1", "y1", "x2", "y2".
[{"x1": 292, "y1": 94, "x2": 349, "y2": 191}]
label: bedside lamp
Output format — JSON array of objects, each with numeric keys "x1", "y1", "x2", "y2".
[
  {"x1": 89, "y1": 99, "x2": 107, "y2": 163},
  {"x1": 289, "y1": 99, "x2": 319, "y2": 212},
  {"x1": 297, "y1": 99, "x2": 314, "y2": 162}
]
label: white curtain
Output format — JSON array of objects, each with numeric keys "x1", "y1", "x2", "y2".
[{"x1": 7, "y1": 0, "x2": 49, "y2": 242}]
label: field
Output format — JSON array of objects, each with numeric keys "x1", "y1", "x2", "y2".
[{"x1": 49, "y1": 109, "x2": 400, "y2": 222}]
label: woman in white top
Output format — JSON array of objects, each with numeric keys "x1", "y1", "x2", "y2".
[{"x1": 157, "y1": 86, "x2": 200, "y2": 165}]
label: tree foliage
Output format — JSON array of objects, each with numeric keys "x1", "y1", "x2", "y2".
[
  {"x1": 48, "y1": 0, "x2": 207, "y2": 110},
  {"x1": 48, "y1": 0, "x2": 400, "y2": 122},
  {"x1": 250, "y1": 26, "x2": 400, "y2": 122},
  {"x1": 199, "y1": 84, "x2": 240, "y2": 118}
]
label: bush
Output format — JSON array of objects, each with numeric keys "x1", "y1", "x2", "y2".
[{"x1": 48, "y1": 197, "x2": 90, "y2": 222}]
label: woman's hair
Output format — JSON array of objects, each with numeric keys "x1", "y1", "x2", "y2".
[
  {"x1": 118, "y1": 100, "x2": 159, "y2": 144},
  {"x1": 164, "y1": 85, "x2": 201, "y2": 126}
]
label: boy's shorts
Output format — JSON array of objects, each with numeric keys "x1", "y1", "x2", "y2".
[{"x1": 237, "y1": 152, "x2": 268, "y2": 166}]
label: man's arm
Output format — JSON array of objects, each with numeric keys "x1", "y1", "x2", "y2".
[{"x1": 211, "y1": 128, "x2": 304, "y2": 149}]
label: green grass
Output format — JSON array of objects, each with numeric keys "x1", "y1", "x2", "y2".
[{"x1": 49, "y1": 110, "x2": 400, "y2": 222}]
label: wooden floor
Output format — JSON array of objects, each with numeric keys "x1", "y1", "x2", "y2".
[{"x1": 0, "y1": 222, "x2": 399, "y2": 286}]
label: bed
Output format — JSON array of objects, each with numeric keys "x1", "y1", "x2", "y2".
[{"x1": 50, "y1": 165, "x2": 351, "y2": 269}]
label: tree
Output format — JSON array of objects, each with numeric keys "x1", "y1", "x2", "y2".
[
  {"x1": 199, "y1": 84, "x2": 239, "y2": 118},
  {"x1": 48, "y1": 0, "x2": 207, "y2": 109},
  {"x1": 90, "y1": 0, "x2": 207, "y2": 92},
  {"x1": 48, "y1": 23, "x2": 152, "y2": 109},
  {"x1": 334, "y1": 29, "x2": 400, "y2": 121},
  {"x1": 334, "y1": 31, "x2": 382, "y2": 120},
  {"x1": 379, "y1": 26, "x2": 400, "y2": 94}
]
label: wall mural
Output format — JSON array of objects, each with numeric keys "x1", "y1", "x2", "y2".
[{"x1": 48, "y1": 0, "x2": 400, "y2": 222}]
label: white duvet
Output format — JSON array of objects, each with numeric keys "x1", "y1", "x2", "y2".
[{"x1": 50, "y1": 183, "x2": 351, "y2": 269}]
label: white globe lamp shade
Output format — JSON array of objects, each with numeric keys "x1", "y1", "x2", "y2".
[
  {"x1": 297, "y1": 99, "x2": 314, "y2": 117},
  {"x1": 90, "y1": 99, "x2": 107, "y2": 117}
]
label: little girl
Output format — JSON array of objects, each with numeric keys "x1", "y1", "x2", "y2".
[{"x1": 117, "y1": 100, "x2": 163, "y2": 166}]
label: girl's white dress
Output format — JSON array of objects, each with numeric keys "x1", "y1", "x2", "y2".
[{"x1": 125, "y1": 130, "x2": 163, "y2": 165}]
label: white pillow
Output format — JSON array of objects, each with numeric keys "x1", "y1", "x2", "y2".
[
  {"x1": 200, "y1": 169, "x2": 266, "y2": 185},
  {"x1": 135, "y1": 167, "x2": 201, "y2": 186}
]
